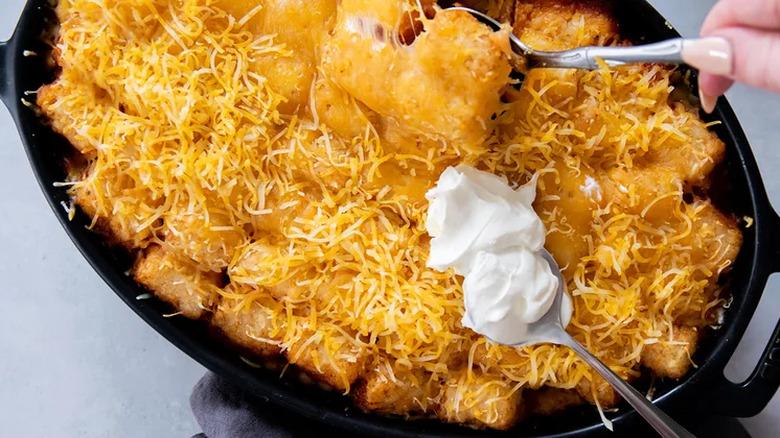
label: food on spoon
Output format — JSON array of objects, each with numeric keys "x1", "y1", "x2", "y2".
[{"x1": 425, "y1": 165, "x2": 571, "y2": 345}]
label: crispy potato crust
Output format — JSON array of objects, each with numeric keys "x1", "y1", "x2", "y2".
[
  {"x1": 437, "y1": 372, "x2": 523, "y2": 430},
  {"x1": 353, "y1": 367, "x2": 440, "y2": 415},
  {"x1": 641, "y1": 326, "x2": 701, "y2": 379},
  {"x1": 211, "y1": 291, "x2": 284, "y2": 358},
  {"x1": 133, "y1": 245, "x2": 222, "y2": 319}
]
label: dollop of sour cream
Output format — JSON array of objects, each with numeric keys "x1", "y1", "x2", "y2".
[{"x1": 425, "y1": 165, "x2": 571, "y2": 344}]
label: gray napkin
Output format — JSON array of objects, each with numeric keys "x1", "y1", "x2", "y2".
[{"x1": 190, "y1": 373, "x2": 295, "y2": 438}]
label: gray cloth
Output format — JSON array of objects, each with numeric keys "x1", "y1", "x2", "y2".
[{"x1": 190, "y1": 373, "x2": 296, "y2": 438}]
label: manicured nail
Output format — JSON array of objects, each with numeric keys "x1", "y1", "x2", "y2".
[
  {"x1": 699, "y1": 87, "x2": 718, "y2": 114},
  {"x1": 682, "y1": 37, "x2": 733, "y2": 76}
]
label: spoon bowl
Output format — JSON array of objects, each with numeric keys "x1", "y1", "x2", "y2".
[{"x1": 501, "y1": 249, "x2": 571, "y2": 348}]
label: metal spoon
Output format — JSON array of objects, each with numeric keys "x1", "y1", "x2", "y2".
[
  {"x1": 448, "y1": 6, "x2": 732, "y2": 78},
  {"x1": 495, "y1": 249, "x2": 695, "y2": 438}
]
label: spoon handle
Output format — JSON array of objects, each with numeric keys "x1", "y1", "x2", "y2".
[
  {"x1": 562, "y1": 335, "x2": 696, "y2": 438},
  {"x1": 527, "y1": 37, "x2": 732, "y2": 76}
]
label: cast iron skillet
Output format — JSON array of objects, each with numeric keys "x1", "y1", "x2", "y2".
[{"x1": 2, "y1": 0, "x2": 780, "y2": 436}]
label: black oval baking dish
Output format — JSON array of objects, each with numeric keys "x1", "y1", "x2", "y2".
[{"x1": 2, "y1": 0, "x2": 780, "y2": 436}]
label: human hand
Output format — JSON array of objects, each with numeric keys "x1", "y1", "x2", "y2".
[{"x1": 699, "y1": 0, "x2": 780, "y2": 112}]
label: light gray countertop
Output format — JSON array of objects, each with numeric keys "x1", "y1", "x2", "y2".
[{"x1": 1, "y1": 0, "x2": 779, "y2": 436}]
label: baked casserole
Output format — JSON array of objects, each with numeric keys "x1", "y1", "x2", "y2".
[{"x1": 38, "y1": 0, "x2": 742, "y2": 429}]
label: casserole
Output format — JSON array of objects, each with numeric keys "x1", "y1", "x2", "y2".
[{"x1": 2, "y1": 0, "x2": 780, "y2": 435}]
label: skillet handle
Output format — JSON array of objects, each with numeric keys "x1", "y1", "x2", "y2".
[
  {"x1": 0, "y1": 39, "x2": 10, "y2": 108},
  {"x1": 706, "y1": 207, "x2": 780, "y2": 416}
]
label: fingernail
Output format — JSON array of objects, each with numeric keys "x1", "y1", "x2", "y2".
[
  {"x1": 682, "y1": 37, "x2": 733, "y2": 76},
  {"x1": 699, "y1": 87, "x2": 718, "y2": 114}
]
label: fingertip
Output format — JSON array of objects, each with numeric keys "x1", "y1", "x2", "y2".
[
  {"x1": 698, "y1": 72, "x2": 734, "y2": 96},
  {"x1": 697, "y1": 73, "x2": 733, "y2": 114},
  {"x1": 698, "y1": 87, "x2": 718, "y2": 114}
]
